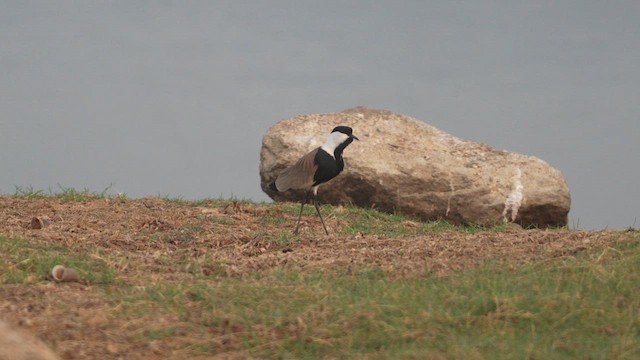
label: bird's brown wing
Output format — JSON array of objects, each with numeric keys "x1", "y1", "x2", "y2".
[{"x1": 275, "y1": 148, "x2": 319, "y2": 192}]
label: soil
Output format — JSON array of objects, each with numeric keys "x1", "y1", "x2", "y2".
[{"x1": 0, "y1": 196, "x2": 635, "y2": 359}]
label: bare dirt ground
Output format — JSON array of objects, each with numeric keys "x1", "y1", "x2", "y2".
[{"x1": 0, "y1": 196, "x2": 636, "y2": 359}]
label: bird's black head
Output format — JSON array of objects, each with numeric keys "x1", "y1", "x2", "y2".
[
  {"x1": 331, "y1": 126, "x2": 352, "y2": 136},
  {"x1": 331, "y1": 126, "x2": 359, "y2": 140}
]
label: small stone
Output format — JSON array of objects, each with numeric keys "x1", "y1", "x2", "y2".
[
  {"x1": 28, "y1": 217, "x2": 49, "y2": 229},
  {"x1": 106, "y1": 342, "x2": 119, "y2": 354},
  {"x1": 18, "y1": 318, "x2": 33, "y2": 327},
  {"x1": 51, "y1": 265, "x2": 65, "y2": 281},
  {"x1": 148, "y1": 340, "x2": 162, "y2": 353},
  {"x1": 402, "y1": 220, "x2": 419, "y2": 228}
]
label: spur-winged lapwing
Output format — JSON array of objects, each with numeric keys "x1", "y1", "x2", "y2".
[{"x1": 272, "y1": 126, "x2": 359, "y2": 235}]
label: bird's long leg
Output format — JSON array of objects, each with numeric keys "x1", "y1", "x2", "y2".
[
  {"x1": 313, "y1": 193, "x2": 329, "y2": 236},
  {"x1": 293, "y1": 191, "x2": 308, "y2": 235}
]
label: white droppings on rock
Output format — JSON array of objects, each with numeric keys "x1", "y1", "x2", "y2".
[
  {"x1": 446, "y1": 171, "x2": 455, "y2": 217},
  {"x1": 502, "y1": 168, "x2": 524, "y2": 222}
]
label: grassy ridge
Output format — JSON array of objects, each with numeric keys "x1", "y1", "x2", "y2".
[
  {"x1": 1, "y1": 192, "x2": 639, "y2": 358},
  {"x1": 116, "y1": 239, "x2": 640, "y2": 359},
  {"x1": 2, "y1": 231, "x2": 639, "y2": 358}
]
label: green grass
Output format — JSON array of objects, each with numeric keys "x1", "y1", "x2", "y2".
[
  {"x1": 13, "y1": 184, "x2": 126, "y2": 202},
  {"x1": 0, "y1": 236, "x2": 116, "y2": 285},
  {"x1": 260, "y1": 201, "x2": 509, "y2": 237},
  {"x1": 332, "y1": 205, "x2": 487, "y2": 235},
  {"x1": 115, "y1": 236, "x2": 640, "y2": 359},
  {"x1": 159, "y1": 194, "x2": 255, "y2": 207},
  {"x1": 12, "y1": 185, "x2": 47, "y2": 198}
]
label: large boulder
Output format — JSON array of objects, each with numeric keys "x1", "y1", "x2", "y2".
[{"x1": 260, "y1": 107, "x2": 570, "y2": 228}]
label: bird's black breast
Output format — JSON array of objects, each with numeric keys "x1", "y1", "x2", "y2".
[{"x1": 313, "y1": 149, "x2": 343, "y2": 186}]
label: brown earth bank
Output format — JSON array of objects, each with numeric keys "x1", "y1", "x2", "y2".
[{"x1": 0, "y1": 196, "x2": 637, "y2": 359}]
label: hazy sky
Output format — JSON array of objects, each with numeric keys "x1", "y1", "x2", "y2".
[{"x1": 1, "y1": 2, "x2": 638, "y2": 229}]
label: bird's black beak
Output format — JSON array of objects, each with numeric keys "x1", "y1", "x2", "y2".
[{"x1": 352, "y1": 135, "x2": 359, "y2": 141}]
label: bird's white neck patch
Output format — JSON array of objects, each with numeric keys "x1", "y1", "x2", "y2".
[{"x1": 320, "y1": 132, "x2": 349, "y2": 158}]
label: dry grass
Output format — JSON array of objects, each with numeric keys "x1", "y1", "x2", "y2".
[{"x1": 1, "y1": 195, "x2": 639, "y2": 359}]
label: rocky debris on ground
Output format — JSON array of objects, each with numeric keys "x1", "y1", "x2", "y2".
[{"x1": 260, "y1": 106, "x2": 571, "y2": 228}]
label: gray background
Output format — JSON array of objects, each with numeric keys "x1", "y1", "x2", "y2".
[{"x1": 1, "y1": 2, "x2": 638, "y2": 229}]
